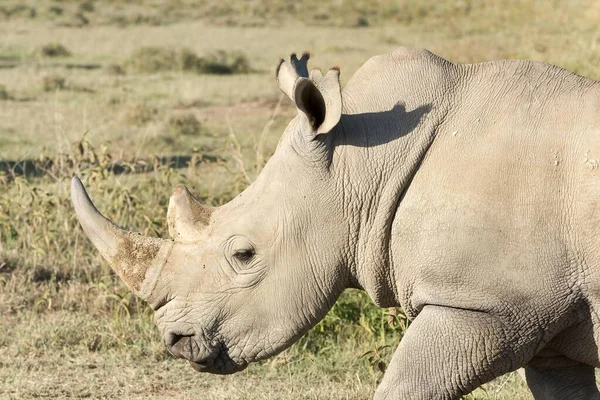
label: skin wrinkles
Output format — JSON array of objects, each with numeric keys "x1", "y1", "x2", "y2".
[
  {"x1": 562, "y1": 106, "x2": 593, "y2": 293},
  {"x1": 336, "y1": 51, "x2": 457, "y2": 306},
  {"x1": 340, "y1": 110, "x2": 449, "y2": 306}
]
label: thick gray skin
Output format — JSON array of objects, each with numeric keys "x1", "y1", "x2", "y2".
[
  {"x1": 166, "y1": 48, "x2": 600, "y2": 397},
  {"x1": 75, "y1": 48, "x2": 600, "y2": 399}
]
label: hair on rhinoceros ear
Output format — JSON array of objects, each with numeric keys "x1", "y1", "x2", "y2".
[
  {"x1": 70, "y1": 177, "x2": 173, "y2": 301},
  {"x1": 167, "y1": 185, "x2": 213, "y2": 241}
]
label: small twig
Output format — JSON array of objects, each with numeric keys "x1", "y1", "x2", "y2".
[
  {"x1": 256, "y1": 93, "x2": 284, "y2": 174},
  {"x1": 134, "y1": 124, "x2": 151, "y2": 163},
  {"x1": 226, "y1": 115, "x2": 252, "y2": 184}
]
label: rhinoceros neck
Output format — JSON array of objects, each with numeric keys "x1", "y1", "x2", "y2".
[
  {"x1": 333, "y1": 48, "x2": 458, "y2": 307},
  {"x1": 334, "y1": 110, "x2": 444, "y2": 307}
]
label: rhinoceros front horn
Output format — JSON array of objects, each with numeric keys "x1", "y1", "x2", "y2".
[{"x1": 71, "y1": 177, "x2": 173, "y2": 301}]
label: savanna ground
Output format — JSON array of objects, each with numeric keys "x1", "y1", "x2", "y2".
[{"x1": 0, "y1": 1, "x2": 599, "y2": 398}]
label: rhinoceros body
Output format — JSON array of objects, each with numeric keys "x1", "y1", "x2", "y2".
[{"x1": 72, "y1": 48, "x2": 600, "y2": 399}]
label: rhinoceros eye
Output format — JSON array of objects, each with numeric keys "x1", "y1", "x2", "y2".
[{"x1": 233, "y1": 249, "x2": 255, "y2": 263}]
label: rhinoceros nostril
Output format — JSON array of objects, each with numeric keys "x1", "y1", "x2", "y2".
[
  {"x1": 165, "y1": 332, "x2": 195, "y2": 359},
  {"x1": 167, "y1": 333, "x2": 186, "y2": 347}
]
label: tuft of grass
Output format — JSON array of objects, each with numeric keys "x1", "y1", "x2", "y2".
[
  {"x1": 126, "y1": 46, "x2": 252, "y2": 75},
  {"x1": 195, "y1": 50, "x2": 252, "y2": 75},
  {"x1": 167, "y1": 113, "x2": 202, "y2": 136},
  {"x1": 38, "y1": 42, "x2": 71, "y2": 58},
  {"x1": 40, "y1": 74, "x2": 93, "y2": 94},
  {"x1": 126, "y1": 46, "x2": 178, "y2": 73},
  {"x1": 355, "y1": 16, "x2": 370, "y2": 27},
  {"x1": 48, "y1": 6, "x2": 63, "y2": 16},
  {"x1": 105, "y1": 63, "x2": 125, "y2": 75},
  {"x1": 179, "y1": 47, "x2": 202, "y2": 72},
  {"x1": 42, "y1": 73, "x2": 66, "y2": 91},
  {"x1": 78, "y1": 1, "x2": 95, "y2": 13},
  {"x1": 122, "y1": 103, "x2": 157, "y2": 125},
  {"x1": 0, "y1": 84, "x2": 12, "y2": 100}
]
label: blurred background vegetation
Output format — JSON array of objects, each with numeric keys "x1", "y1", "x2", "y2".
[{"x1": 0, "y1": 1, "x2": 598, "y2": 398}]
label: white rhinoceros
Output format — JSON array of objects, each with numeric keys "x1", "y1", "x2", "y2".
[{"x1": 72, "y1": 48, "x2": 600, "y2": 399}]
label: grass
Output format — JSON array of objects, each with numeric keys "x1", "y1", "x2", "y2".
[
  {"x1": 41, "y1": 73, "x2": 67, "y2": 92},
  {"x1": 0, "y1": 85, "x2": 11, "y2": 101},
  {"x1": 126, "y1": 46, "x2": 252, "y2": 74},
  {"x1": 122, "y1": 103, "x2": 158, "y2": 126},
  {"x1": 0, "y1": 0, "x2": 599, "y2": 398},
  {"x1": 37, "y1": 43, "x2": 71, "y2": 58},
  {"x1": 167, "y1": 112, "x2": 202, "y2": 136}
]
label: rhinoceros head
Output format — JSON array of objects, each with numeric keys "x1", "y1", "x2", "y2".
[{"x1": 72, "y1": 53, "x2": 349, "y2": 374}]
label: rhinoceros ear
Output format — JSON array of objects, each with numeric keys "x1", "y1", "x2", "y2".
[
  {"x1": 167, "y1": 185, "x2": 213, "y2": 241},
  {"x1": 276, "y1": 52, "x2": 310, "y2": 100},
  {"x1": 277, "y1": 53, "x2": 342, "y2": 137},
  {"x1": 293, "y1": 68, "x2": 341, "y2": 136}
]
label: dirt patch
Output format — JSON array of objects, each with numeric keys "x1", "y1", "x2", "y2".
[{"x1": 113, "y1": 235, "x2": 163, "y2": 292}]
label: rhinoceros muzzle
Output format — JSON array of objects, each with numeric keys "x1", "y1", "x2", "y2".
[
  {"x1": 189, "y1": 359, "x2": 247, "y2": 375},
  {"x1": 165, "y1": 332, "x2": 247, "y2": 375}
]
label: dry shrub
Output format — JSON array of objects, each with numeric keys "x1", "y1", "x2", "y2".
[
  {"x1": 42, "y1": 74, "x2": 66, "y2": 91},
  {"x1": 126, "y1": 46, "x2": 251, "y2": 75},
  {"x1": 195, "y1": 50, "x2": 251, "y2": 74},
  {"x1": 355, "y1": 16, "x2": 370, "y2": 27},
  {"x1": 178, "y1": 47, "x2": 202, "y2": 71},
  {"x1": 78, "y1": 1, "x2": 95, "y2": 13},
  {"x1": 126, "y1": 47, "x2": 178, "y2": 73},
  {"x1": 48, "y1": 6, "x2": 63, "y2": 16},
  {"x1": 167, "y1": 113, "x2": 201, "y2": 136},
  {"x1": 0, "y1": 4, "x2": 36, "y2": 19},
  {"x1": 0, "y1": 250, "x2": 21, "y2": 274},
  {"x1": 38, "y1": 43, "x2": 71, "y2": 58},
  {"x1": 123, "y1": 103, "x2": 157, "y2": 125},
  {"x1": 105, "y1": 63, "x2": 125, "y2": 75},
  {"x1": 0, "y1": 84, "x2": 11, "y2": 100}
]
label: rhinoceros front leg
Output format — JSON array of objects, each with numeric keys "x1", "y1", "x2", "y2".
[
  {"x1": 374, "y1": 305, "x2": 538, "y2": 400},
  {"x1": 523, "y1": 362, "x2": 600, "y2": 399}
]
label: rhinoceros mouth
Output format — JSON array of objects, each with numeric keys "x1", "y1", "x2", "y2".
[
  {"x1": 183, "y1": 339, "x2": 248, "y2": 375},
  {"x1": 188, "y1": 358, "x2": 247, "y2": 375}
]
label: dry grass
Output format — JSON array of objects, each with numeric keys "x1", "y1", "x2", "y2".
[
  {"x1": 126, "y1": 46, "x2": 252, "y2": 74},
  {"x1": 37, "y1": 42, "x2": 71, "y2": 58},
  {"x1": 194, "y1": 50, "x2": 252, "y2": 75},
  {"x1": 0, "y1": 84, "x2": 11, "y2": 101},
  {"x1": 0, "y1": 0, "x2": 599, "y2": 398},
  {"x1": 167, "y1": 112, "x2": 202, "y2": 136},
  {"x1": 126, "y1": 46, "x2": 179, "y2": 73},
  {"x1": 123, "y1": 103, "x2": 158, "y2": 126},
  {"x1": 41, "y1": 73, "x2": 67, "y2": 92}
]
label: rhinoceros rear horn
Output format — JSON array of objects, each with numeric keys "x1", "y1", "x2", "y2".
[
  {"x1": 71, "y1": 177, "x2": 173, "y2": 301},
  {"x1": 167, "y1": 185, "x2": 213, "y2": 241}
]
